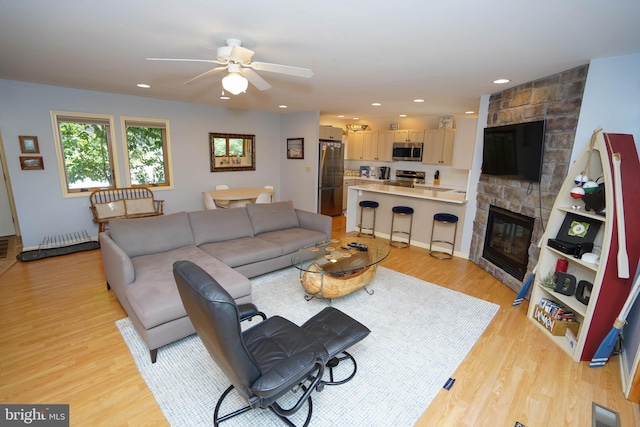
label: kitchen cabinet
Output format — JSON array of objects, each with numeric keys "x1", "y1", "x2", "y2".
[
  {"x1": 343, "y1": 178, "x2": 372, "y2": 207},
  {"x1": 347, "y1": 131, "x2": 393, "y2": 161},
  {"x1": 422, "y1": 129, "x2": 455, "y2": 165},
  {"x1": 451, "y1": 117, "x2": 477, "y2": 169},
  {"x1": 319, "y1": 126, "x2": 343, "y2": 140},
  {"x1": 526, "y1": 130, "x2": 640, "y2": 363},
  {"x1": 394, "y1": 129, "x2": 424, "y2": 143},
  {"x1": 346, "y1": 132, "x2": 364, "y2": 160}
]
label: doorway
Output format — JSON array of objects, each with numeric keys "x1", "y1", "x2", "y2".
[{"x1": 0, "y1": 130, "x2": 19, "y2": 237}]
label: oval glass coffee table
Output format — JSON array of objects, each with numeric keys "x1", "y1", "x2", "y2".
[{"x1": 291, "y1": 238, "x2": 390, "y2": 301}]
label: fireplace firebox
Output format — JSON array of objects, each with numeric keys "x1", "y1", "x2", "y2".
[{"x1": 482, "y1": 205, "x2": 535, "y2": 281}]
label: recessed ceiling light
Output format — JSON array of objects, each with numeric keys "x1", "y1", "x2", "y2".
[
  {"x1": 371, "y1": 102, "x2": 381, "y2": 106},
  {"x1": 413, "y1": 99, "x2": 424, "y2": 103},
  {"x1": 352, "y1": 117, "x2": 360, "y2": 120},
  {"x1": 278, "y1": 105, "x2": 287, "y2": 109},
  {"x1": 493, "y1": 78, "x2": 510, "y2": 84},
  {"x1": 338, "y1": 115, "x2": 345, "y2": 118},
  {"x1": 465, "y1": 111, "x2": 475, "y2": 114},
  {"x1": 137, "y1": 83, "x2": 151, "y2": 88},
  {"x1": 399, "y1": 114, "x2": 407, "y2": 117}
]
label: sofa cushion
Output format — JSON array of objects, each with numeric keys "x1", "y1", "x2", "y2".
[
  {"x1": 257, "y1": 228, "x2": 329, "y2": 254},
  {"x1": 127, "y1": 245, "x2": 251, "y2": 330},
  {"x1": 188, "y1": 208, "x2": 254, "y2": 246},
  {"x1": 246, "y1": 201, "x2": 299, "y2": 235},
  {"x1": 198, "y1": 237, "x2": 283, "y2": 268},
  {"x1": 109, "y1": 212, "x2": 195, "y2": 258}
]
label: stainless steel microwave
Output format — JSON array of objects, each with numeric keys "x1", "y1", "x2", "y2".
[{"x1": 392, "y1": 142, "x2": 423, "y2": 161}]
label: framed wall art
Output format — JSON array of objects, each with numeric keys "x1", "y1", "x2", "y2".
[
  {"x1": 19, "y1": 135, "x2": 40, "y2": 154},
  {"x1": 287, "y1": 138, "x2": 304, "y2": 159},
  {"x1": 20, "y1": 156, "x2": 44, "y2": 170}
]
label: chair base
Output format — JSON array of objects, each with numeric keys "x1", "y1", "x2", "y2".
[{"x1": 213, "y1": 384, "x2": 314, "y2": 427}]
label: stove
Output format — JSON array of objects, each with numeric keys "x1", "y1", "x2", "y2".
[{"x1": 384, "y1": 170, "x2": 426, "y2": 188}]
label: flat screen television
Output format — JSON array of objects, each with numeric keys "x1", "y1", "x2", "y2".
[{"x1": 482, "y1": 120, "x2": 546, "y2": 182}]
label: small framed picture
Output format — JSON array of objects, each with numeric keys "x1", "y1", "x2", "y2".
[
  {"x1": 20, "y1": 156, "x2": 44, "y2": 170},
  {"x1": 390, "y1": 123, "x2": 399, "y2": 130},
  {"x1": 287, "y1": 138, "x2": 304, "y2": 159},
  {"x1": 19, "y1": 135, "x2": 40, "y2": 153}
]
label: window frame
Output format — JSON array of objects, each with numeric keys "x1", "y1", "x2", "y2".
[
  {"x1": 120, "y1": 116, "x2": 173, "y2": 190},
  {"x1": 51, "y1": 111, "x2": 119, "y2": 198}
]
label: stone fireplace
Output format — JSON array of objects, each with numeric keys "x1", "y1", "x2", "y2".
[{"x1": 469, "y1": 65, "x2": 588, "y2": 294}]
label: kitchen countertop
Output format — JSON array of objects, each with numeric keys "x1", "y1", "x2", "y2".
[{"x1": 349, "y1": 182, "x2": 467, "y2": 204}]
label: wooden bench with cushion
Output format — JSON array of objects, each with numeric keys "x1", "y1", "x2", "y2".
[{"x1": 90, "y1": 186, "x2": 164, "y2": 232}]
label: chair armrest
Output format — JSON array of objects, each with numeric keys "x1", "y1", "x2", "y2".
[
  {"x1": 153, "y1": 199, "x2": 164, "y2": 215},
  {"x1": 238, "y1": 303, "x2": 266, "y2": 322}
]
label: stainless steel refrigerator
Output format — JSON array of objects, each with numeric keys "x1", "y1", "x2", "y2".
[{"x1": 318, "y1": 140, "x2": 344, "y2": 216}]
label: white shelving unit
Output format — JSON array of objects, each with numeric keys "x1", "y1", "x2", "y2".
[{"x1": 527, "y1": 130, "x2": 639, "y2": 362}]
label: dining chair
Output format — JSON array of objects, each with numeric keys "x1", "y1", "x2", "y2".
[
  {"x1": 202, "y1": 192, "x2": 218, "y2": 210},
  {"x1": 214, "y1": 184, "x2": 230, "y2": 208}
]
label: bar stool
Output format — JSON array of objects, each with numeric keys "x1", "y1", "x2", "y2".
[
  {"x1": 358, "y1": 200, "x2": 379, "y2": 238},
  {"x1": 389, "y1": 206, "x2": 414, "y2": 248},
  {"x1": 430, "y1": 213, "x2": 459, "y2": 259}
]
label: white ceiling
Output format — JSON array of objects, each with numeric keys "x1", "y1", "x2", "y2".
[{"x1": 1, "y1": 0, "x2": 639, "y2": 122}]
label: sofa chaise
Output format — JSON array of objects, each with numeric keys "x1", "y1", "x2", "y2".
[{"x1": 99, "y1": 201, "x2": 331, "y2": 362}]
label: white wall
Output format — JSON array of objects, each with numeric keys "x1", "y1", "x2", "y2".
[
  {"x1": 573, "y1": 53, "x2": 640, "y2": 161},
  {"x1": 0, "y1": 79, "x2": 293, "y2": 247}
]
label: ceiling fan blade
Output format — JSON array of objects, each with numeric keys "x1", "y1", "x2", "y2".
[
  {"x1": 243, "y1": 68, "x2": 271, "y2": 91},
  {"x1": 184, "y1": 66, "x2": 228, "y2": 85},
  {"x1": 229, "y1": 46, "x2": 255, "y2": 64},
  {"x1": 249, "y1": 62, "x2": 313, "y2": 78},
  {"x1": 146, "y1": 57, "x2": 224, "y2": 64}
]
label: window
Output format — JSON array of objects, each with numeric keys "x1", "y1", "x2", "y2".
[
  {"x1": 52, "y1": 111, "x2": 118, "y2": 196},
  {"x1": 122, "y1": 118, "x2": 172, "y2": 188}
]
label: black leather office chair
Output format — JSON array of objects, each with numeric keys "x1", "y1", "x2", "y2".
[{"x1": 173, "y1": 260, "x2": 370, "y2": 426}]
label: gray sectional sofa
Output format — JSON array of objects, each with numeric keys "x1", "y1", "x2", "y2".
[{"x1": 99, "y1": 201, "x2": 331, "y2": 362}]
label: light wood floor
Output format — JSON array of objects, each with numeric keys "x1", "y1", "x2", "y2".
[{"x1": 1, "y1": 217, "x2": 638, "y2": 426}]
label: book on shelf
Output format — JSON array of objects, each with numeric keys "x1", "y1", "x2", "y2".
[{"x1": 539, "y1": 297, "x2": 577, "y2": 322}]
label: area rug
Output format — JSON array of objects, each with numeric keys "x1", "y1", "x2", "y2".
[{"x1": 117, "y1": 266, "x2": 499, "y2": 426}]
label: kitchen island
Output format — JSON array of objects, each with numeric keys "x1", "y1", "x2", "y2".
[{"x1": 345, "y1": 183, "x2": 468, "y2": 256}]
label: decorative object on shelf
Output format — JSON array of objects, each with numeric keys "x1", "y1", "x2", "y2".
[
  {"x1": 582, "y1": 179, "x2": 606, "y2": 215},
  {"x1": 576, "y1": 280, "x2": 593, "y2": 305},
  {"x1": 19, "y1": 135, "x2": 39, "y2": 153},
  {"x1": 19, "y1": 156, "x2": 44, "y2": 170},
  {"x1": 438, "y1": 115, "x2": 454, "y2": 129},
  {"x1": 553, "y1": 272, "x2": 577, "y2": 296},
  {"x1": 555, "y1": 258, "x2": 569, "y2": 273},
  {"x1": 539, "y1": 272, "x2": 555, "y2": 289},
  {"x1": 286, "y1": 137, "x2": 304, "y2": 159},
  {"x1": 359, "y1": 166, "x2": 370, "y2": 178},
  {"x1": 570, "y1": 186, "x2": 585, "y2": 198},
  {"x1": 390, "y1": 123, "x2": 399, "y2": 130},
  {"x1": 346, "y1": 124, "x2": 368, "y2": 132},
  {"x1": 574, "y1": 174, "x2": 589, "y2": 185}
]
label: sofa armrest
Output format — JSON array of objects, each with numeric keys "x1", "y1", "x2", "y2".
[
  {"x1": 296, "y1": 209, "x2": 332, "y2": 242},
  {"x1": 99, "y1": 231, "x2": 135, "y2": 297}
]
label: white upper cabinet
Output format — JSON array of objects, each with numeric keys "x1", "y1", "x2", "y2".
[
  {"x1": 422, "y1": 129, "x2": 455, "y2": 165},
  {"x1": 393, "y1": 129, "x2": 424, "y2": 143},
  {"x1": 319, "y1": 126, "x2": 344, "y2": 140}
]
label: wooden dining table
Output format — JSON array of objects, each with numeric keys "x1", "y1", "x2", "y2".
[{"x1": 207, "y1": 187, "x2": 274, "y2": 207}]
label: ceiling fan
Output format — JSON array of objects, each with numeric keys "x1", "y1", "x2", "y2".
[{"x1": 147, "y1": 39, "x2": 313, "y2": 95}]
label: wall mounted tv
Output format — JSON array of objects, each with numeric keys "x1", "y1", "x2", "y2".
[{"x1": 482, "y1": 120, "x2": 546, "y2": 182}]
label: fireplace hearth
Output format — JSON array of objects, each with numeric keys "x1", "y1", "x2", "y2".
[{"x1": 482, "y1": 205, "x2": 535, "y2": 281}]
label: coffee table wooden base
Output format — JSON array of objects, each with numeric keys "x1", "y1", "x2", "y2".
[{"x1": 301, "y1": 262, "x2": 377, "y2": 299}]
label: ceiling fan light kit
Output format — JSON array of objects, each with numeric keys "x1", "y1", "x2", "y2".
[{"x1": 222, "y1": 64, "x2": 248, "y2": 95}]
